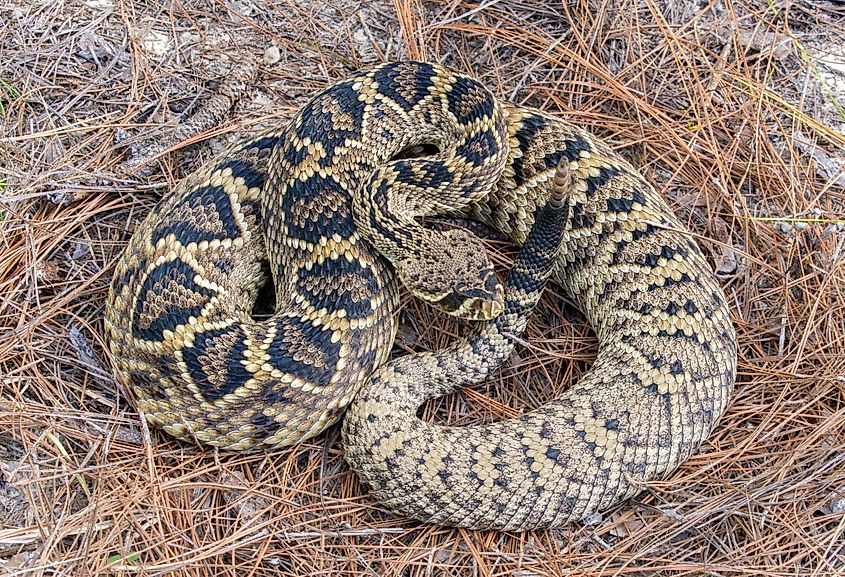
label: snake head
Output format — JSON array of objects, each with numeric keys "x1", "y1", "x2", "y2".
[{"x1": 396, "y1": 228, "x2": 505, "y2": 321}]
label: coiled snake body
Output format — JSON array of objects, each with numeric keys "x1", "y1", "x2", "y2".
[{"x1": 105, "y1": 61, "x2": 736, "y2": 529}]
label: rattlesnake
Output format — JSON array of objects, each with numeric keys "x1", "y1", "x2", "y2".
[{"x1": 105, "y1": 61, "x2": 736, "y2": 529}]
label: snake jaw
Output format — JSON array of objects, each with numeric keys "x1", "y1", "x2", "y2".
[
  {"x1": 424, "y1": 268, "x2": 504, "y2": 320},
  {"x1": 393, "y1": 227, "x2": 506, "y2": 321},
  {"x1": 430, "y1": 293, "x2": 503, "y2": 321},
  {"x1": 475, "y1": 292, "x2": 505, "y2": 320},
  {"x1": 469, "y1": 272, "x2": 505, "y2": 320}
]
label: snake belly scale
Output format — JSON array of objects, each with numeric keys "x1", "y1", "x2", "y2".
[{"x1": 105, "y1": 61, "x2": 736, "y2": 529}]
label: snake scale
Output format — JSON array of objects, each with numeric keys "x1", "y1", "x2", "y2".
[{"x1": 105, "y1": 61, "x2": 736, "y2": 530}]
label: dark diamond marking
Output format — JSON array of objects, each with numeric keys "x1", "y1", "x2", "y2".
[
  {"x1": 444, "y1": 75, "x2": 495, "y2": 124},
  {"x1": 511, "y1": 114, "x2": 549, "y2": 185},
  {"x1": 244, "y1": 411, "x2": 285, "y2": 442},
  {"x1": 372, "y1": 62, "x2": 435, "y2": 112},
  {"x1": 648, "y1": 272, "x2": 692, "y2": 291},
  {"x1": 632, "y1": 189, "x2": 647, "y2": 206},
  {"x1": 237, "y1": 136, "x2": 279, "y2": 154},
  {"x1": 606, "y1": 196, "x2": 634, "y2": 213},
  {"x1": 132, "y1": 259, "x2": 214, "y2": 342},
  {"x1": 251, "y1": 411, "x2": 279, "y2": 429},
  {"x1": 152, "y1": 185, "x2": 241, "y2": 247},
  {"x1": 631, "y1": 223, "x2": 658, "y2": 242},
  {"x1": 283, "y1": 141, "x2": 310, "y2": 167},
  {"x1": 181, "y1": 326, "x2": 252, "y2": 403},
  {"x1": 393, "y1": 160, "x2": 453, "y2": 189},
  {"x1": 570, "y1": 202, "x2": 596, "y2": 229},
  {"x1": 295, "y1": 255, "x2": 380, "y2": 319},
  {"x1": 294, "y1": 81, "x2": 365, "y2": 145},
  {"x1": 454, "y1": 129, "x2": 499, "y2": 167},
  {"x1": 279, "y1": 172, "x2": 355, "y2": 245},
  {"x1": 217, "y1": 159, "x2": 265, "y2": 191},
  {"x1": 267, "y1": 317, "x2": 341, "y2": 388},
  {"x1": 560, "y1": 496, "x2": 579, "y2": 515},
  {"x1": 643, "y1": 252, "x2": 660, "y2": 267},
  {"x1": 658, "y1": 328, "x2": 699, "y2": 341},
  {"x1": 585, "y1": 165, "x2": 623, "y2": 196}
]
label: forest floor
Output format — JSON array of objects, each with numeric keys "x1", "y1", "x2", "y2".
[{"x1": 1, "y1": 0, "x2": 844, "y2": 575}]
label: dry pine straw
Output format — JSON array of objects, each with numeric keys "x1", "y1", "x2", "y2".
[{"x1": 1, "y1": 0, "x2": 844, "y2": 575}]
